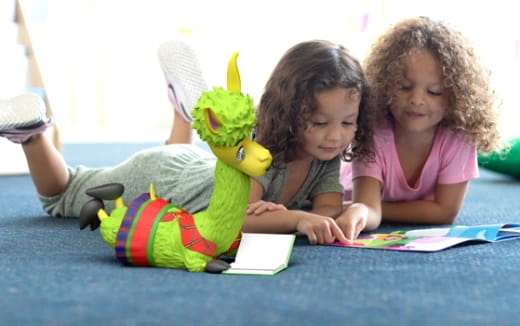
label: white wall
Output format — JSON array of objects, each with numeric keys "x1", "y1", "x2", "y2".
[{"x1": 9, "y1": 0, "x2": 520, "y2": 142}]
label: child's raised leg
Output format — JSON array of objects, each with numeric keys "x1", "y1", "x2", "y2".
[
  {"x1": 0, "y1": 94, "x2": 68, "y2": 196},
  {"x1": 157, "y1": 40, "x2": 209, "y2": 144}
]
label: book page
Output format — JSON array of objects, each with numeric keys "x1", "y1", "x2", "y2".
[
  {"x1": 223, "y1": 267, "x2": 284, "y2": 275},
  {"x1": 328, "y1": 223, "x2": 520, "y2": 252},
  {"x1": 329, "y1": 233, "x2": 472, "y2": 252},
  {"x1": 225, "y1": 233, "x2": 295, "y2": 271},
  {"x1": 404, "y1": 228, "x2": 451, "y2": 237},
  {"x1": 404, "y1": 224, "x2": 520, "y2": 241}
]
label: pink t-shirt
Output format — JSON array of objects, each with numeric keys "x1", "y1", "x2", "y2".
[{"x1": 341, "y1": 121, "x2": 478, "y2": 201}]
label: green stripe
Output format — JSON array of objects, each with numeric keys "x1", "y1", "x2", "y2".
[
  {"x1": 125, "y1": 199, "x2": 151, "y2": 265},
  {"x1": 146, "y1": 204, "x2": 178, "y2": 267}
]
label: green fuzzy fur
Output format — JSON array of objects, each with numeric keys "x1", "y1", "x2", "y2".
[{"x1": 191, "y1": 87, "x2": 255, "y2": 147}]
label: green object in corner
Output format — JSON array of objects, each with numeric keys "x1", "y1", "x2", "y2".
[{"x1": 478, "y1": 138, "x2": 520, "y2": 179}]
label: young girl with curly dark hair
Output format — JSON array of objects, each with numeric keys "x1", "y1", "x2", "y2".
[
  {"x1": 336, "y1": 16, "x2": 502, "y2": 241},
  {"x1": 243, "y1": 40, "x2": 369, "y2": 244}
]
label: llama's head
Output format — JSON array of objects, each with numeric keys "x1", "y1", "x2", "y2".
[{"x1": 191, "y1": 53, "x2": 271, "y2": 177}]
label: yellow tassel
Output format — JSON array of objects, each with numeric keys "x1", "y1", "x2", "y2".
[
  {"x1": 98, "y1": 209, "x2": 109, "y2": 221},
  {"x1": 114, "y1": 197, "x2": 124, "y2": 208},
  {"x1": 150, "y1": 183, "x2": 157, "y2": 200}
]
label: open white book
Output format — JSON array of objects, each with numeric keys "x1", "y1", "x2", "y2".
[{"x1": 222, "y1": 233, "x2": 296, "y2": 276}]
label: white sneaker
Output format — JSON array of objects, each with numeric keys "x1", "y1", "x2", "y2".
[
  {"x1": 158, "y1": 40, "x2": 209, "y2": 123},
  {"x1": 0, "y1": 94, "x2": 53, "y2": 143}
]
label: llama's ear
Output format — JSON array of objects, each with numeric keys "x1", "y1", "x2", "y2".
[{"x1": 204, "y1": 108, "x2": 222, "y2": 134}]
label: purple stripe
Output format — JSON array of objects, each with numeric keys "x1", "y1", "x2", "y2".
[{"x1": 115, "y1": 193, "x2": 150, "y2": 265}]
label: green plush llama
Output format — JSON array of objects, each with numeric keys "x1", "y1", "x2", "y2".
[{"x1": 79, "y1": 53, "x2": 272, "y2": 272}]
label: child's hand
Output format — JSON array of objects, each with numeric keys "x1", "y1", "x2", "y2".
[
  {"x1": 336, "y1": 204, "x2": 368, "y2": 242},
  {"x1": 247, "y1": 200, "x2": 287, "y2": 216},
  {"x1": 296, "y1": 214, "x2": 349, "y2": 245}
]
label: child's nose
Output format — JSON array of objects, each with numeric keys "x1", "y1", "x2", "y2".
[
  {"x1": 409, "y1": 89, "x2": 425, "y2": 106},
  {"x1": 326, "y1": 125, "x2": 342, "y2": 140}
]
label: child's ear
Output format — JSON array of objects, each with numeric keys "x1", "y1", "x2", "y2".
[{"x1": 204, "y1": 108, "x2": 222, "y2": 134}]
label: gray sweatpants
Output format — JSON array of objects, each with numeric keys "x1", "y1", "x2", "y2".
[{"x1": 39, "y1": 144, "x2": 216, "y2": 218}]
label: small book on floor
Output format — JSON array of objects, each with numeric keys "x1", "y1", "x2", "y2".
[
  {"x1": 223, "y1": 233, "x2": 296, "y2": 275},
  {"x1": 327, "y1": 223, "x2": 520, "y2": 252}
]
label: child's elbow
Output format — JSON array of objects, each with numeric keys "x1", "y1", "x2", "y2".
[
  {"x1": 434, "y1": 216, "x2": 456, "y2": 225},
  {"x1": 437, "y1": 208, "x2": 460, "y2": 225},
  {"x1": 442, "y1": 214, "x2": 458, "y2": 225}
]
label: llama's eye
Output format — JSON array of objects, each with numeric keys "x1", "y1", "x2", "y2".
[
  {"x1": 250, "y1": 131, "x2": 256, "y2": 141},
  {"x1": 236, "y1": 146, "x2": 245, "y2": 161}
]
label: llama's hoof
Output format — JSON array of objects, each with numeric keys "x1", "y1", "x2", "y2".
[
  {"x1": 86, "y1": 183, "x2": 124, "y2": 200},
  {"x1": 79, "y1": 198, "x2": 103, "y2": 230},
  {"x1": 205, "y1": 259, "x2": 231, "y2": 273}
]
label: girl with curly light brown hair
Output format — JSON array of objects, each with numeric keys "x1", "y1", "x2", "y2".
[{"x1": 335, "y1": 16, "x2": 502, "y2": 240}]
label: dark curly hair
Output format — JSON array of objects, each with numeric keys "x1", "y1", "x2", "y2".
[
  {"x1": 360, "y1": 16, "x2": 501, "y2": 155},
  {"x1": 255, "y1": 39, "x2": 370, "y2": 165}
]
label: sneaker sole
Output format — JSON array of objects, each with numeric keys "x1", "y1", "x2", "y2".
[
  {"x1": 0, "y1": 94, "x2": 46, "y2": 131},
  {"x1": 157, "y1": 40, "x2": 209, "y2": 122}
]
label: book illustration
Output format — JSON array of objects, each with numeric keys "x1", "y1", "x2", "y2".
[
  {"x1": 328, "y1": 224, "x2": 520, "y2": 252},
  {"x1": 223, "y1": 233, "x2": 296, "y2": 275}
]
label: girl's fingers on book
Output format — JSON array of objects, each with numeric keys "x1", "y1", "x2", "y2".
[{"x1": 331, "y1": 222, "x2": 351, "y2": 244}]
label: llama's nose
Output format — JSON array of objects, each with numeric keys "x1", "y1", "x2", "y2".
[{"x1": 259, "y1": 149, "x2": 272, "y2": 163}]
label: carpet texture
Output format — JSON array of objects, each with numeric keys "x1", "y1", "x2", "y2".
[{"x1": 1, "y1": 142, "x2": 519, "y2": 325}]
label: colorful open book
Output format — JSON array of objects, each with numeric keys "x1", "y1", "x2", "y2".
[{"x1": 328, "y1": 223, "x2": 520, "y2": 252}]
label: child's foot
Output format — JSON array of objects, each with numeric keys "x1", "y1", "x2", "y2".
[
  {"x1": 158, "y1": 40, "x2": 209, "y2": 123},
  {"x1": 0, "y1": 94, "x2": 53, "y2": 144}
]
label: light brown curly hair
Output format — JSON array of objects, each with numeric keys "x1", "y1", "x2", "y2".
[
  {"x1": 255, "y1": 40, "x2": 370, "y2": 165},
  {"x1": 360, "y1": 16, "x2": 501, "y2": 156}
]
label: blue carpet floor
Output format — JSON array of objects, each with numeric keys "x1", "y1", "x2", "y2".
[{"x1": 1, "y1": 142, "x2": 519, "y2": 325}]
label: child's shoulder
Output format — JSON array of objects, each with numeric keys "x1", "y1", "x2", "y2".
[
  {"x1": 436, "y1": 126, "x2": 473, "y2": 145},
  {"x1": 435, "y1": 126, "x2": 476, "y2": 154}
]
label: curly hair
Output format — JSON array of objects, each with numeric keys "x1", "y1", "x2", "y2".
[
  {"x1": 361, "y1": 16, "x2": 501, "y2": 154},
  {"x1": 255, "y1": 39, "x2": 370, "y2": 165}
]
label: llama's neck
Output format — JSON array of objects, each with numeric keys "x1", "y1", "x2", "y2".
[{"x1": 198, "y1": 160, "x2": 250, "y2": 251}]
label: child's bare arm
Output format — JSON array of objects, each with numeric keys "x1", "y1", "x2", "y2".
[
  {"x1": 382, "y1": 181, "x2": 469, "y2": 225},
  {"x1": 242, "y1": 180, "x2": 349, "y2": 244},
  {"x1": 247, "y1": 200, "x2": 287, "y2": 215},
  {"x1": 243, "y1": 209, "x2": 349, "y2": 244},
  {"x1": 335, "y1": 176, "x2": 382, "y2": 241},
  {"x1": 308, "y1": 192, "x2": 344, "y2": 218}
]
